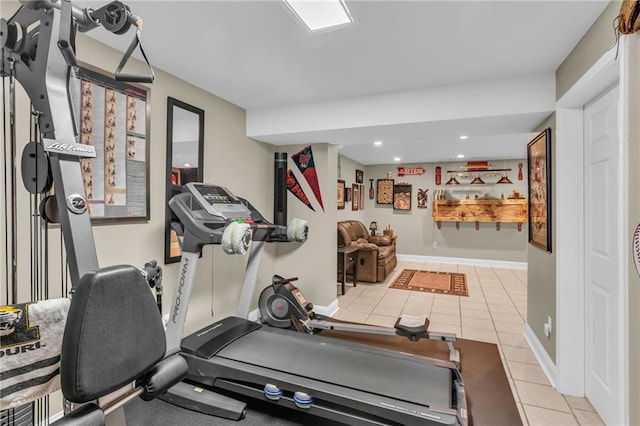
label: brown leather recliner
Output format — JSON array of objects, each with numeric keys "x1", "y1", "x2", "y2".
[{"x1": 337, "y1": 220, "x2": 397, "y2": 283}]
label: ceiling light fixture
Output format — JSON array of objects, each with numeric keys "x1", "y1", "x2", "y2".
[
  {"x1": 374, "y1": 141, "x2": 383, "y2": 146},
  {"x1": 393, "y1": 157, "x2": 401, "y2": 162},
  {"x1": 282, "y1": 0, "x2": 353, "y2": 32},
  {"x1": 460, "y1": 135, "x2": 468, "y2": 140},
  {"x1": 456, "y1": 154, "x2": 465, "y2": 158}
]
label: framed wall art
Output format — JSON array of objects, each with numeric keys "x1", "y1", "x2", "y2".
[
  {"x1": 337, "y1": 180, "x2": 345, "y2": 209},
  {"x1": 72, "y1": 64, "x2": 150, "y2": 222},
  {"x1": 355, "y1": 169, "x2": 364, "y2": 184},
  {"x1": 393, "y1": 183, "x2": 412, "y2": 210},
  {"x1": 527, "y1": 128, "x2": 552, "y2": 252},
  {"x1": 352, "y1": 184, "x2": 359, "y2": 211},
  {"x1": 417, "y1": 188, "x2": 428, "y2": 208},
  {"x1": 376, "y1": 179, "x2": 394, "y2": 204},
  {"x1": 359, "y1": 184, "x2": 365, "y2": 210}
]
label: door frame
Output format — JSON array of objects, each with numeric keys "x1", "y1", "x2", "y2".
[{"x1": 555, "y1": 38, "x2": 629, "y2": 423}]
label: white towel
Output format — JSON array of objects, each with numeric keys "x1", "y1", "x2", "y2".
[
  {"x1": 0, "y1": 298, "x2": 70, "y2": 410},
  {"x1": 287, "y1": 218, "x2": 308, "y2": 242}
]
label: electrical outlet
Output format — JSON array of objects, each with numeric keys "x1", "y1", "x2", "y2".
[
  {"x1": 432, "y1": 241, "x2": 437, "y2": 249},
  {"x1": 543, "y1": 316, "x2": 552, "y2": 337}
]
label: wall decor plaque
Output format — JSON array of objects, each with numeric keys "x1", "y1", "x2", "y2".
[{"x1": 376, "y1": 179, "x2": 394, "y2": 204}]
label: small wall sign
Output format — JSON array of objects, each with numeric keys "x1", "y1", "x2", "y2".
[{"x1": 397, "y1": 167, "x2": 425, "y2": 176}]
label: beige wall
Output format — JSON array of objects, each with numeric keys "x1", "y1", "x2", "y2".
[
  {"x1": 530, "y1": 2, "x2": 640, "y2": 423},
  {"x1": 274, "y1": 144, "x2": 337, "y2": 308},
  {"x1": 556, "y1": 2, "x2": 621, "y2": 99},
  {"x1": 336, "y1": 157, "x2": 529, "y2": 262},
  {"x1": 528, "y1": 0, "x2": 620, "y2": 366},
  {"x1": 527, "y1": 115, "x2": 557, "y2": 361},
  {"x1": 0, "y1": 4, "x2": 335, "y2": 330},
  {"x1": 0, "y1": 2, "x2": 329, "y2": 415}
]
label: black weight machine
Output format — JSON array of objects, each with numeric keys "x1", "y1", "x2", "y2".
[{"x1": 2, "y1": 1, "x2": 186, "y2": 424}]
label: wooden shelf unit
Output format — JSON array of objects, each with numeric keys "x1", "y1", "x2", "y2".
[{"x1": 432, "y1": 199, "x2": 527, "y2": 231}]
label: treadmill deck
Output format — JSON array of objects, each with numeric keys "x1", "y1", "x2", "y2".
[{"x1": 216, "y1": 326, "x2": 454, "y2": 409}]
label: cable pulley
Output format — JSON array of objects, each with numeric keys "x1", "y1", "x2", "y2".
[
  {"x1": 94, "y1": 1, "x2": 132, "y2": 35},
  {"x1": 21, "y1": 141, "x2": 53, "y2": 194}
]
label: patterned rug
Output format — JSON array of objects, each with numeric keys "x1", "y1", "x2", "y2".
[{"x1": 390, "y1": 269, "x2": 468, "y2": 296}]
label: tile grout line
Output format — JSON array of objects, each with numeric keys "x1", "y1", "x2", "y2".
[
  {"x1": 338, "y1": 262, "x2": 603, "y2": 426},
  {"x1": 483, "y1": 265, "x2": 529, "y2": 424}
]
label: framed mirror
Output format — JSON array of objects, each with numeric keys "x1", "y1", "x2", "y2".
[{"x1": 165, "y1": 97, "x2": 204, "y2": 264}]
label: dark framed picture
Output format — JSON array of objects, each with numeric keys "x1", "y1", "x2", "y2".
[
  {"x1": 356, "y1": 169, "x2": 364, "y2": 184},
  {"x1": 352, "y1": 184, "x2": 359, "y2": 211},
  {"x1": 417, "y1": 188, "x2": 428, "y2": 208},
  {"x1": 527, "y1": 128, "x2": 552, "y2": 252},
  {"x1": 393, "y1": 183, "x2": 412, "y2": 210},
  {"x1": 337, "y1": 180, "x2": 345, "y2": 210},
  {"x1": 376, "y1": 179, "x2": 394, "y2": 204},
  {"x1": 359, "y1": 184, "x2": 365, "y2": 210}
]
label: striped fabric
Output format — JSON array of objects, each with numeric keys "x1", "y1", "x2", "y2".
[{"x1": 0, "y1": 298, "x2": 70, "y2": 410}]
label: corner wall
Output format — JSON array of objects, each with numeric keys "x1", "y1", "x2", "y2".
[
  {"x1": 527, "y1": 115, "x2": 557, "y2": 362},
  {"x1": 274, "y1": 144, "x2": 337, "y2": 308}
]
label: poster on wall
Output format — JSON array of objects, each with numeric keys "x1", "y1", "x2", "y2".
[
  {"x1": 417, "y1": 188, "x2": 428, "y2": 208},
  {"x1": 292, "y1": 146, "x2": 325, "y2": 211},
  {"x1": 71, "y1": 65, "x2": 150, "y2": 221},
  {"x1": 393, "y1": 183, "x2": 412, "y2": 210},
  {"x1": 337, "y1": 180, "x2": 345, "y2": 210},
  {"x1": 287, "y1": 169, "x2": 315, "y2": 211},
  {"x1": 352, "y1": 184, "x2": 359, "y2": 211},
  {"x1": 376, "y1": 179, "x2": 394, "y2": 204}
]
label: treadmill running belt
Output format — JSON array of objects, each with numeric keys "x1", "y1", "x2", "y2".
[{"x1": 215, "y1": 327, "x2": 454, "y2": 409}]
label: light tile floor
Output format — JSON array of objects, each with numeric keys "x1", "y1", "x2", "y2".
[{"x1": 334, "y1": 260, "x2": 605, "y2": 426}]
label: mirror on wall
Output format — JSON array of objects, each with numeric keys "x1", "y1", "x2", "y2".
[{"x1": 165, "y1": 97, "x2": 204, "y2": 264}]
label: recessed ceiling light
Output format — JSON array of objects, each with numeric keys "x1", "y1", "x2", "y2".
[
  {"x1": 456, "y1": 154, "x2": 465, "y2": 158},
  {"x1": 373, "y1": 141, "x2": 383, "y2": 146},
  {"x1": 393, "y1": 157, "x2": 401, "y2": 162},
  {"x1": 460, "y1": 135, "x2": 468, "y2": 140},
  {"x1": 282, "y1": 0, "x2": 353, "y2": 32},
  {"x1": 184, "y1": 163, "x2": 191, "y2": 167}
]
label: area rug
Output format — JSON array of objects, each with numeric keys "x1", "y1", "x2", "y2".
[{"x1": 390, "y1": 269, "x2": 468, "y2": 296}]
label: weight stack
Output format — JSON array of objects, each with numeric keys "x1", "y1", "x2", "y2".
[{"x1": 274, "y1": 153, "x2": 287, "y2": 226}]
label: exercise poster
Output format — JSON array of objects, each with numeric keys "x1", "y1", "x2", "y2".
[{"x1": 70, "y1": 66, "x2": 150, "y2": 220}]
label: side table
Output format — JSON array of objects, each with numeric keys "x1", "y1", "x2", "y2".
[{"x1": 337, "y1": 246, "x2": 358, "y2": 295}]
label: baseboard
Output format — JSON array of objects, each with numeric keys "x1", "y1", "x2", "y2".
[
  {"x1": 397, "y1": 254, "x2": 527, "y2": 269},
  {"x1": 248, "y1": 298, "x2": 340, "y2": 322},
  {"x1": 313, "y1": 298, "x2": 340, "y2": 317},
  {"x1": 524, "y1": 324, "x2": 557, "y2": 388},
  {"x1": 50, "y1": 411, "x2": 64, "y2": 423},
  {"x1": 247, "y1": 308, "x2": 262, "y2": 322}
]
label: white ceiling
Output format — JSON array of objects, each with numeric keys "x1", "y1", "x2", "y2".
[{"x1": 83, "y1": 0, "x2": 609, "y2": 165}]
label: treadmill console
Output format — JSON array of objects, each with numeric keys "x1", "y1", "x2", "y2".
[{"x1": 186, "y1": 183, "x2": 252, "y2": 221}]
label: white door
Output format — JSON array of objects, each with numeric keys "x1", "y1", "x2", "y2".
[{"x1": 583, "y1": 83, "x2": 622, "y2": 425}]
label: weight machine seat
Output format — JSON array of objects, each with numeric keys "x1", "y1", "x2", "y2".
[{"x1": 60, "y1": 265, "x2": 169, "y2": 403}]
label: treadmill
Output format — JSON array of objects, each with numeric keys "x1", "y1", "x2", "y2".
[{"x1": 164, "y1": 183, "x2": 468, "y2": 426}]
